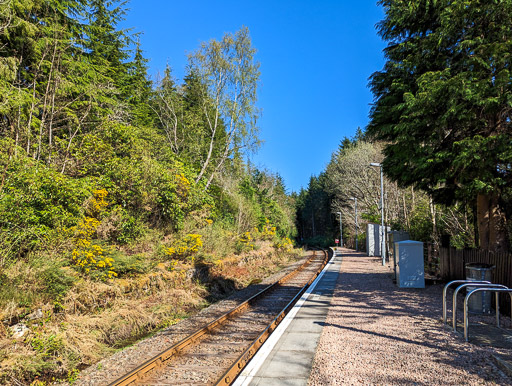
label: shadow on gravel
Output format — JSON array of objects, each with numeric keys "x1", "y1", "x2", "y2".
[
  {"x1": 316, "y1": 321, "x2": 443, "y2": 350},
  {"x1": 311, "y1": 259, "x2": 511, "y2": 384},
  {"x1": 337, "y1": 273, "x2": 441, "y2": 315},
  {"x1": 314, "y1": 318, "x2": 500, "y2": 383}
]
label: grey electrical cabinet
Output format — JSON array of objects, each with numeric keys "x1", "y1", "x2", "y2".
[
  {"x1": 366, "y1": 223, "x2": 378, "y2": 256},
  {"x1": 366, "y1": 223, "x2": 390, "y2": 257},
  {"x1": 396, "y1": 240, "x2": 424, "y2": 288}
]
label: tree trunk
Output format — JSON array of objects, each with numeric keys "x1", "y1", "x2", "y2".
[
  {"x1": 429, "y1": 196, "x2": 437, "y2": 237},
  {"x1": 402, "y1": 193, "x2": 410, "y2": 228},
  {"x1": 477, "y1": 193, "x2": 508, "y2": 252},
  {"x1": 411, "y1": 186, "x2": 416, "y2": 211}
]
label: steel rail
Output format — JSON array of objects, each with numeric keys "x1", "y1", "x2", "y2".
[
  {"x1": 215, "y1": 249, "x2": 330, "y2": 385},
  {"x1": 108, "y1": 250, "x2": 327, "y2": 386}
]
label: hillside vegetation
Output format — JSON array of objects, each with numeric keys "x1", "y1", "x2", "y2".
[{"x1": 0, "y1": 1, "x2": 299, "y2": 383}]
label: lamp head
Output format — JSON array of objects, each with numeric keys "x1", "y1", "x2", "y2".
[{"x1": 370, "y1": 162, "x2": 381, "y2": 167}]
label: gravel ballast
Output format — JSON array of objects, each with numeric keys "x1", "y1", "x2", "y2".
[{"x1": 309, "y1": 249, "x2": 512, "y2": 385}]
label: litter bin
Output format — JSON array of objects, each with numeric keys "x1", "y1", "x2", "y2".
[{"x1": 465, "y1": 263, "x2": 495, "y2": 313}]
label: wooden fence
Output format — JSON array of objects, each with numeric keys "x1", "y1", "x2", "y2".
[
  {"x1": 432, "y1": 246, "x2": 512, "y2": 313},
  {"x1": 438, "y1": 247, "x2": 512, "y2": 286}
]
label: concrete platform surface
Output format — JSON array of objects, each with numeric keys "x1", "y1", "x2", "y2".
[{"x1": 234, "y1": 249, "x2": 343, "y2": 386}]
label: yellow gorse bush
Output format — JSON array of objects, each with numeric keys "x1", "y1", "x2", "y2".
[
  {"x1": 274, "y1": 237, "x2": 293, "y2": 251},
  {"x1": 74, "y1": 217, "x2": 100, "y2": 241},
  {"x1": 260, "y1": 218, "x2": 276, "y2": 240},
  {"x1": 175, "y1": 173, "x2": 191, "y2": 198},
  {"x1": 166, "y1": 234, "x2": 203, "y2": 262},
  {"x1": 89, "y1": 189, "x2": 108, "y2": 216},
  {"x1": 238, "y1": 231, "x2": 255, "y2": 250},
  {"x1": 168, "y1": 259, "x2": 179, "y2": 271},
  {"x1": 70, "y1": 190, "x2": 117, "y2": 279}
]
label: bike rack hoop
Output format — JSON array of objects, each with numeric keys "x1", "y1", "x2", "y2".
[
  {"x1": 464, "y1": 287, "x2": 512, "y2": 342},
  {"x1": 443, "y1": 280, "x2": 490, "y2": 325},
  {"x1": 453, "y1": 283, "x2": 508, "y2": 332}
]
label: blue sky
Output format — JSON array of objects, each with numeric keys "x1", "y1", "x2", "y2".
[{"x1": 121, "y1": 1, "x2": 386, "y2": 193}]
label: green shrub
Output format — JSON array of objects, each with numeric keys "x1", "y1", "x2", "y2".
[
  {"x1": 30, "y1": 332, "x2": 64, "y2": 358},
  {"x1": 111, "y1": 252, "x2": 152, "y2": 277},
  {"x1": 0, "y1": 270, "x2": 37, "y2": 308},
  {"x1": 41, "y1": 263, "x2": 76, "y2": 299},
  {"x1": 0, "y1": 255, "x2": 76, "y2": 308},
  {"x1": 201, "y1": 219, "x2": 236, "y2": 257},
  {"x1": 0, "y1": 155, "x2": 93, "y2": 261},
  {"x1": 98, "y1": 207, "x2": 146, "y2": 245},
  {"x1": 118, "y1": 214, "x2": 145, "y2": 244},
  {"x1": 409, "y1": 204, "x2": 434, "y2": 242},
  {"x1": 1, "y1": 158, "x2": 90, "y2": 228}
]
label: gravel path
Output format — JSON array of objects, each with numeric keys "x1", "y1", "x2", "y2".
[{"x1": 309, "y1": 249, "x2": 512, "y2": 386}]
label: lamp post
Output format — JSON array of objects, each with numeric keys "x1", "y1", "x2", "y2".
[
  {"x1": 370, "y1": 162, "x2": 386, "y2": 266},
  {"x1": 349, "y1": 197, "x2": 358, "y2": 251},
  {"x1": 336, "y1": 211, "x2": 343, "y2": 247}
]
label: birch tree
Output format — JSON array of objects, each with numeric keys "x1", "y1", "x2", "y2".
[{"x1": 188, "y1": 26, "x2": 261, "y2": 188}]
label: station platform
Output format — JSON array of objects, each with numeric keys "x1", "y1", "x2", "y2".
[
  {"x1": 235, "y1": 248, "x2": 512, "y2": 385},
  {"x1": 234, "y1": 249, "x2": 343, "y2": 385}
]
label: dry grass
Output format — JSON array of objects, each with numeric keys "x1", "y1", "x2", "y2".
[{"x1": 0, "y1": 243, "x2": 302, "y2": 384}]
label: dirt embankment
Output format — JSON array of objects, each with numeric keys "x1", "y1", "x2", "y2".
[{"x1": 1, "y1": 243, "x2": 303, "y2": 385}]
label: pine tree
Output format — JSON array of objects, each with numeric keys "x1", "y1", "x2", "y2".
[
  {"x1": 127, "y1": 39, "x2": 153, "y2": 126},
  {"x1": 83, "y1": 0, "x2": 132, "y2": 121},
  {"x1": 368, "y1": 0, "x2": 512, "y2": 251},
  {"x1": 0, "y1": 0, "x2": 90, "y2": 162},
  {"x1": 296, "y1": 174, "x2": 333, "y2": 241},
  {"x1": 181, "y1": 69, "x2": 227, "y2": 174}
]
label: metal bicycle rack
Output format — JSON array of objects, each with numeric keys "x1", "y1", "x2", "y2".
[
  {"x1": 452, "y1": 283, "x2": 508, "y2": 332},
  {"x1": 464, "y1": 288, "x2": 512, "y2": 342},
  {"x1": 442, "y1": 280, "x2": 490, "y2": 325}
]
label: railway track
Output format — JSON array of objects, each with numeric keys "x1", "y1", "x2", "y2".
[{"x1": 109, "y1": 249, "x2": 330, "y2": 385}]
